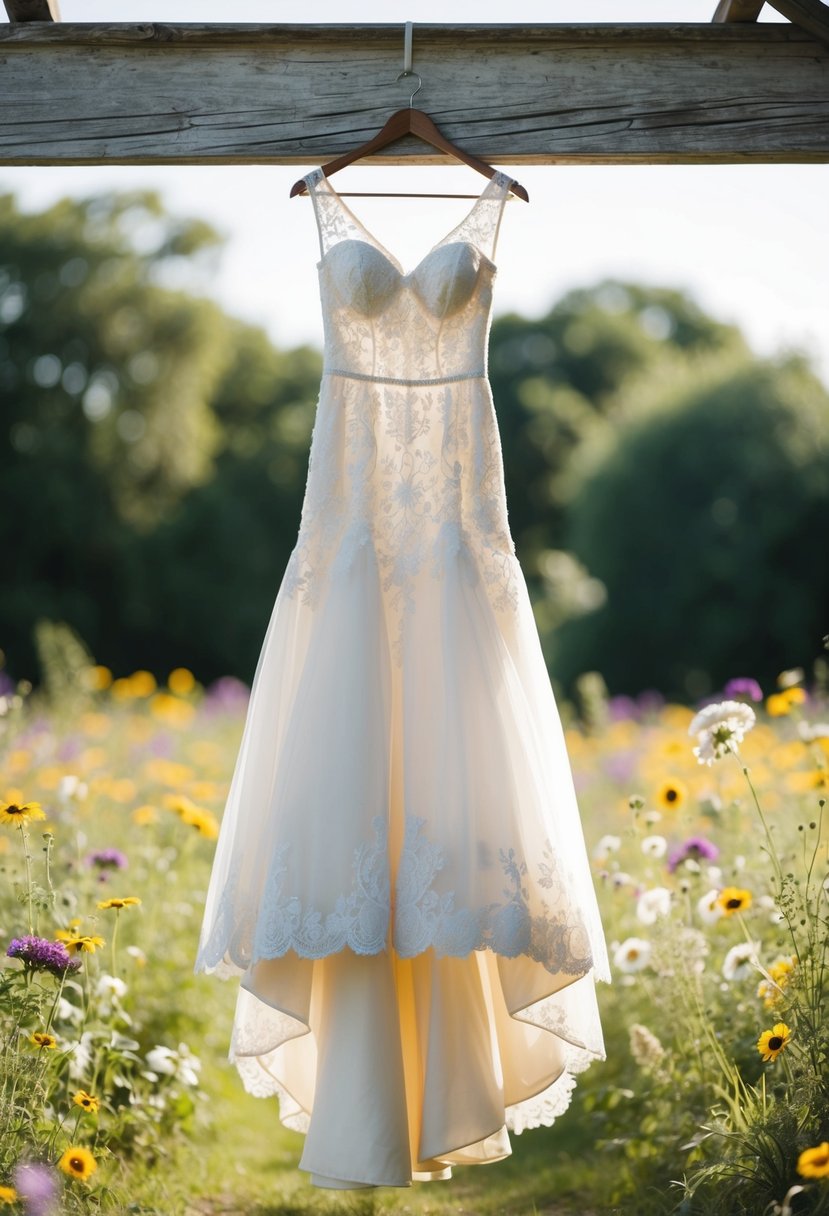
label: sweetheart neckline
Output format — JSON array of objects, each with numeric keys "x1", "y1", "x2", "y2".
[
  {"x1": 311, "y1": 166, "x2": 511, "y2": 279},
  {"x1": 315, "y1": 237, "x2": 498, "y2": 280}
]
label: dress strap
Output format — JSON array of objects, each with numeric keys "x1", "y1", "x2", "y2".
[
  {"x1": 304, "y1": 168, "x2": 369, "y2": 261},
  {"x1": 434, "y1": 170, "x2": 515, "y2": 265}
]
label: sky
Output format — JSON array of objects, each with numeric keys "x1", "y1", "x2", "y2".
[{"x1": 3, "y1": 1, "x2": 827, "y2": 381}]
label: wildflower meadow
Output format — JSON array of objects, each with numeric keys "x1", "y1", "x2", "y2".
[{"x1": 0, "y1": 625, "x2": 827, "y2": 1216}]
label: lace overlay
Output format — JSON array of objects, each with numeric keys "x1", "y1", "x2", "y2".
[{"x1": 282, "y1": 169, "x2": 519, "y2": 665}]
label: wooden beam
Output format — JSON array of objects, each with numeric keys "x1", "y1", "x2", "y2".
[
  {"x1": 766, "y1": 0, "x2": 829, "y2": 45},
  {"x1": 0, "y1": 23, "x2": 827, "y2": 165},
  {"x1": 2, "y1": 0, "x2": 59, "y2": 20},
  {"x1": 713, "y1": 1, "x2": 765, "y2": 20}
]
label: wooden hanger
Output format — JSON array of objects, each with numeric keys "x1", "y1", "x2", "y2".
[{"x1": 286, "y1": 53, "x2": 525, "y2": 201}]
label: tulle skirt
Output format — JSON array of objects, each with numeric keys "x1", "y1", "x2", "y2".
[{"x1": 194, "y1": 384, "x2": 608, "y2": 1188}]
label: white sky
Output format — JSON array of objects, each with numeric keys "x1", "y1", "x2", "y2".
[{"x1": 3, "y1": 1, "x2": 827, "y2": 381}]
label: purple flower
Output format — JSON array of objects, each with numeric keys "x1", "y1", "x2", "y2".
[
  {"x1": 202, "y1": 675, "x2": 250, "y2": 716},
  {"x1": 6, "y1": 935, "x2": 81, "y2": 977},
  {"x1": 84, "y1": 848, "x2": 128, "y2": 871},
  {"x1": 12, "y1": 1160, "x2": 58, "y2": 1216},
  {"x1": 608, "y1": 695, "x2": 640, "y2": 722},
  {"x1": 723, "y1": 677, "x2": 763, "y2": 702},
  {"x1": 667, "y1": 836, "x2": 720, "y2": 873}
]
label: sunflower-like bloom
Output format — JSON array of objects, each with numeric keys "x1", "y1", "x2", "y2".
[
  {"x1": 655, "y1": 778, "x2": 688, "y2": 810},
  {"x1": 96, "y1": 897, "x2": 141, "y2": 911},
  {"x1": 756, "y1": 1022, "x2": 792, "y2": 1062},
  {"x1": 716, "y1": 886, "x2": 752, "y2": 916},
  {"x1": 55, "y1": 934, "x2": 106, "y2": 955},
  {"x1": 72, "y1": 1090, "x2": 100, "y2": 1114},
  {"x1": 0, "y1": 798, "x2": 46, "y2": 826},
  {"x1": 688, "y1": 700, "x2": 756, "y2": 765},
  {"x1": 57, "y1": 1146, "x2": 97, "y2": 1180},
  {"x1": 30, "y1": 1032, "x2": 58, "y2": 1050},
  {"x1": 0, "y1": 1186, "x2": 17, "y2": 1205},
  {"x1": 797, "y1": 1142, "x2": 829, "y2": 1179}
]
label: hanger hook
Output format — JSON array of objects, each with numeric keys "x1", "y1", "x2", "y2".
[{"x1": 396, "y1": 69, "x2": 422, "y2": 109}]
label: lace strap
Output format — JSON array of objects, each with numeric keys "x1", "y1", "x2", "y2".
[
  {"x1": 304, "y1": 168, "x2": 367, "y2": 260},
  {"x1": 435, "y1": 170, "x2": 515, "y2": 264}
]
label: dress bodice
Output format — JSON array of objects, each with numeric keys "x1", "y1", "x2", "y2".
[{"x1": 305, "y1": 168, "x2": 514, "y2": 384}]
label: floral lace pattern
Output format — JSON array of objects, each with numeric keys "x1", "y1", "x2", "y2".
[{"x1": 280, "y1": 169, "x2": 520, "y2": 665}]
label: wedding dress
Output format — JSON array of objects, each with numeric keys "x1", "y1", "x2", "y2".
[{"x1": 193, "y1": 166, "x2": 609, "y2": 1189}]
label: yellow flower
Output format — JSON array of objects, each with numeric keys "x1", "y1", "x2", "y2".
[
  {"x1": 0, "y1": 798, "x2": 46, "y2": 826},
  {"x1": 168, "y1": 667, "x2": 196, "y2": 695},
  {"x1": 766, "y1": 687, "x2": 805, "y2": 717},
  {"x1": 716, "y1": 887, "x2": 752, "y2": 916},
  {"x1": 30, "y1": 1032, "x2": 57, "y2": 1050},
  {"x1": 756, "y1": 1022, "x2": 792, "y2": 1062},
  {"x1": 58, "y1": 1145, "x2": 97, "y2": 1180},
  {"x1": 83, "y1": 665, "x2": 113, "y2": 691},
  {"x1": 797, "y1": 1142, "x2": 829, "y2": 1179},
  {"x1": 57, "y1": 934, "x2": 106, "y2": 955},
  {"x1": 96, "y1": 896, "x2": 141, "y2": 911},
  {"x1": 132, "y1": 804, "x2": 160, "y2": 826},
  {"x1": 0, "y1": 1185, "x2": 18, "y2": 1205},
  {"x1": 655, "y1": 778, "x2": 688, "y2": 811},
  {"x1": 72, "y1": 1090, "x2": 100, "y2": 1114}
]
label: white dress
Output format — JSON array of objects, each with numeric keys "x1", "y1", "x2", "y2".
[{"x1": 193, "y1": 166, "x2": 609, "y2": 1190}]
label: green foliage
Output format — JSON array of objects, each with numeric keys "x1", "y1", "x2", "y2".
[{"x1": 551, "y1": 352, "x2": 829, "y2": 700}]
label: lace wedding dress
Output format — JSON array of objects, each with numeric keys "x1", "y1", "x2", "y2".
[{"x1": 193, "y1": 166, "x2": 609, "y2": 1189}]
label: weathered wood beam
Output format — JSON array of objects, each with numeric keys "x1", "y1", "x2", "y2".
[
  {"x1": 713, "y1": 1, "x2": 765, "y2": 20},
  {"x1": 2, "y1": 0, "x2": 59, "y2": 20},
  {"x1": 766, "y1": 0, "x2": 829, "y2": 44},
  {"x1": 0, "y1": 24, "x2": 827, "y2": 165}
]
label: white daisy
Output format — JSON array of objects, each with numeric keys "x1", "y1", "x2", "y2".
[
  {"x1": 697, "y1": 888, "x2": 724, "y2": 925},
  {"x1": 641, "y1": 834, "x2": 667, "y2": 859},
  {"x1": 636, "y1": 886, "x2": 672, "y2": 925},
  {"x1": 613, "y1": 937, "x2": 652, "y2": 973},
  {"x1": 722, "y1": 940, "x2": 760, "y2": 982},
  {"x1": 594, "y1": 834, "x2": 622, "y2": 863},
  {"x1": 688, "y1": 700, "x2": 756, "y2": 765}
]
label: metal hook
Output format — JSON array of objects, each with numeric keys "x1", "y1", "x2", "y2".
[
  {"x1": 396, "y1": 21, "x2": 421, "y2": 109},
  {"x1": 396, "y1": 69, "x2": 422, "y2": 109}
]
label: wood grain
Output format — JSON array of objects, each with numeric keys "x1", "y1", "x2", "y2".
[{"x1": 0, "y1": 23, "x2": 826, "y2": 164}]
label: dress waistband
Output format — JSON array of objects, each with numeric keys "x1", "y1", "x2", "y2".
[{"x1": 323, "y1": 367, "x2": 485, "y2": 387}]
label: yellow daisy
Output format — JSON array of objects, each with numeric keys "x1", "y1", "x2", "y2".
[
  {"x1": 96, "y1": 897, "x2": 141, "y2": 911},
  {"x1": 756, "y1": 1022, "x2": 792, "y2": 1062},
  {"x1": 0, "y1": 1185, "x2": 17, "y2": 1205},
  {"x1": 797, "y1": 1142, "x2": 829, "y2": 1179},
  {"x1": 30, "y1": 1032, "x2": 57, "y2": 1050},
  {"x1": 0, "y1": 798, "x2": 46, "y2": 826},
  {"x1": 655, "y1": 778, "x2": 688, "y2": 811},
  {"x1": 716, "y1": 887, "x2": 752, "y2": 916},
  {"x1": 72, "y1": 1090, "x2": 100, "y2": 1114},
  {"x1": 56, "y1": 934, "x2": 106, "y2": 955},
  {"x1": 57, "y1": 1145, "x2": 97, "y2": 1180}
]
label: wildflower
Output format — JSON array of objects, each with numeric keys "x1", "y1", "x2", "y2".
[
  {"x1": 57, "y1": 1146, "x2": 97, "y2": 1181},
  {"x1": 167, "y1": 667, "x2": 195, "y2": 695},
  {"x1": 144, "y1": 1042, "x2": 201, "y2": 1087},
  {"x1": 0, "y1": 797, "x2": 46, "y2": 826},
  {"x1": 30, "y1": 1032, "x2": 57, "y2": 1050},
  {"x1": 797, "y1": 1143, "x2": 829, "y2": 1179},
  {"x1": 95, "y1": 974, "x2": 127, "y2": 1000},
  {"x1": 723, "y1": 677, "x2": 763, "y2": 702},
  {"x1": 613, "y1": 937, "x2": 652, "y2": 973},
  {"x1": 610, "y1": 871, "x2": 632, "y2": 889},
  {"x1": 72, "y1": 1090, "x2": 100, "y2": 1114},
  {"x1": 688, "y1": 700, "x2": 756, "y2": 765},
  {"x1": 7, "y1": 936, "x2": 81, "y2": 977},
  {"x1": 641, "y1": 835, "x2": 667, "y2": 859},
  {"x1": 628, "y1": 1023, "x2": 666, "y2": 1069},
  {"x1": 96, "y1": 896, "x2": 141, "y2": 911},
  {"x1": 0, "y1": 1186, "x2": 16, "y2": 1206},
  {"x1": 757, "y1": 955, "x2": 797, "y2": 1008},
  {"x1": 799, "y1": 720, "x2": 829, "y2": 742},
  {"x1": 777, "y1": 667, "x2": 804, "y2": 690},
  {"x1": 717, "y1": 886, "x2": 752, "y2": 916},
  {"x1": 54, "y1": 933, "x2": 105, "y2": 956},
  {"x1": 722, "y1": 941, "x2": 760, "y2": 982},
  {"x1": 668, "y1": 836, "x2": 719, "y2": 873},
  {"x1": 594, "y1": 835, "x2": 621, "y2": 863},
  {"x1": 756, "y1": 1022, "x2": 792, "y2": 1062},
  {"x1": 12, "y1": 1160, "x2": 57, "y2": 1216},
  {"x1": 84, "y1": 848, "x2": 128, "y2": 872},
  {"x1": 636, "y1": 886, "x2": 672, "y2": 925},
  {"x1": 655, "y1": 779, "x2": 687, "y2": 810},
  {"x1": 697, "y1": 889, "x2": 724, "y2": 924}
]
